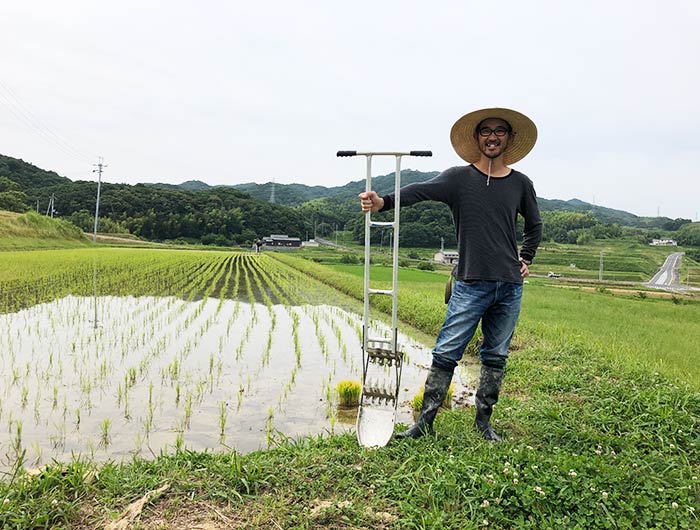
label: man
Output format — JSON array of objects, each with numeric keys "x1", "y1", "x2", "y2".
[{"x1": 359, "y1": 107, "x2": 542, "y2": 442}]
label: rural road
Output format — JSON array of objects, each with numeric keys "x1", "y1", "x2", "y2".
[{"x1": 646, "y1": 251, "x2": 698, "y2": 292}]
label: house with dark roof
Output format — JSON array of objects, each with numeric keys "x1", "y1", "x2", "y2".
[{"x1": 263, "y1": 234, "x2": 302, "y2": 248}]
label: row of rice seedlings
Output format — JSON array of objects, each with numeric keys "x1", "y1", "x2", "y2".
[
  {"x1": 243, "y1": 256, "x2": 279, "y2": 374},
  {"x1": 246, "y1": 256, "x2": 275, "y2": 312},
  {"x1": 215, "y1": 254, "x2": 236, "y2": 314},
  {"x1": 241, "y1": 258, "x2": 258, "y2": 322},
  {"x1": 223, "y1": 254, "x2": 244, "y2": 339},
  {"x1": 245, "y1": 256, "x2": 294, "y2": 306}
]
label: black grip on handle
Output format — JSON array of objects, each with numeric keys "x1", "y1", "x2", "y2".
[
  {"x1": 336, "y1": 150, "x2": 357, "y2": 157},
  {"x1": 409, "y1": 150, "x2": 432, "y2": 157}
]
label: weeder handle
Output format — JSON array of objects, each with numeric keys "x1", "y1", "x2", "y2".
[
  {"x1": 409, "y1": 150, "x2": 432, "y2": 157},
  {"x1": 336, "y1": 150, "x2": 358, "y2": 157}
]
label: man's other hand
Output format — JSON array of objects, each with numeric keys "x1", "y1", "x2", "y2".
[{"x1": 519, "y1": 258, "x2": 530, "y2": 278}]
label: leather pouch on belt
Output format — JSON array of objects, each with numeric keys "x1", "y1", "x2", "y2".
[{"x1": 444, "y1": 264, "x2": 457, "y2": 304}]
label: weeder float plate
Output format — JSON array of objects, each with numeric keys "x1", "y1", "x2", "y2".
[{"x1": 356, "y1": 406, "x2": 396, "y2": 448}]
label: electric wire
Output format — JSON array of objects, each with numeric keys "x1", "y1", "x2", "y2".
[{"x1": 0, "y1": 78, "x2": 93, "y2": 163}]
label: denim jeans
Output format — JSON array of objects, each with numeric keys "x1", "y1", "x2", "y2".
[{"x1": 431, "y1": 280, "x2": 523, "y2": 370}]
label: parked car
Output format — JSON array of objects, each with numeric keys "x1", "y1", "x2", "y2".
[{"x1": 547, "y1": 271, "x2": 562, "y2": 278}]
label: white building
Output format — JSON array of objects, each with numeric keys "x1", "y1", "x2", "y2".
[
  {"x1": 650, "y1": 238, "x2": 678, "y2": 246},
  {"x1": 434, "y1": 250, "x2": 459, "y2": 264}
]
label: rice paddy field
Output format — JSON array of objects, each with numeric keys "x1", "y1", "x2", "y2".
[
  {"x1": 1, "y1": 245, "x2": 698, "y2": 529},
  {"x1": 0, "y1": 248, "x2": 463, "y2": 473}
]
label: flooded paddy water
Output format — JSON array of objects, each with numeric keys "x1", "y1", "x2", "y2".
[{"x1": 0, "y1": 252, "x2": 476, "y2": 471}]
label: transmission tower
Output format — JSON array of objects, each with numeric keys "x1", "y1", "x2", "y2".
[{"x1": 269, "y1": 179, "x2": 276, "y2": 204}]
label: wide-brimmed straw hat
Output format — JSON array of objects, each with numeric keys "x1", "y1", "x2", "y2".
[{"x1": 450, "y1": 107, "x2": 537, "y2": 165}]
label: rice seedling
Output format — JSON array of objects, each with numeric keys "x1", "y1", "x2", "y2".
[
  {"x1": 266, "y1": 407, "x2": 274, "y2": 446},
  {"x1": 218, "y1": 401, "x2": 227, "y2": 438},
  {"x1": 184, "y1": 392, "x2": 193, "y2": 428},
  {"x1": 30, "y1": 441, "x2": 42, "y2": 467},
  {"x1": 12, "y1": 421, "x2": 22, "y2": 456},
  {"x1": 99, "y1": 418, "x2": 111, "y2": 446},
  {"x1": 336, "y1": 380, "x2": 361, "y2": 407},
  {"x1": 411, "y1": 382, "x2": 455, "y2": 411}
]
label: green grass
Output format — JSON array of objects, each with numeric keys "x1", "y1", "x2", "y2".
[
  {"x1": 0, "y1": 210, "x2": 89, "y2": 250},
  {"x1": 519, "y1": 285, "x2": 700, "y2": 387}
]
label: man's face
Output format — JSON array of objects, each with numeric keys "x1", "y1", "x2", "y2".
[{"x1": 475, "y1": 118, "x2": 512, "y2": 160}]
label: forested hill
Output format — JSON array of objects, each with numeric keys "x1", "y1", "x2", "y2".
[
  {"x1": 0, "y1": 154, "x2": 307, "y2": 245},
  {"x1": 233, "y1": 170, "x2": 688, "y2": 230},
  {"x1": 1, "y1": 153, "x2": 696, "y2": 248},
  {"x1": 230, "y1": 170, "x2": 440, "y2": 205}
]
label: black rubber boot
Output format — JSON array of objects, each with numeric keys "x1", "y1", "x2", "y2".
[
  {"x1": 395, "y1": 365, "x2": 453, "y2": 440},
  {"x1": 474, "y1": 365, "x2": 505, "y2": 442}
]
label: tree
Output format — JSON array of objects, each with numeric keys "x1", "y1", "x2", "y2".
[
  {"x1": 677, "y1": 222, "x2": 700, "y2": 246},
  {"x1": 0, "y1": 176, "x2": 30, "y2": 212}
]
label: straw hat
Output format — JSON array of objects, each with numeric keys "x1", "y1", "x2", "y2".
[{"x1": 450, "y1": 107, "x2": 537, "y2": 165}]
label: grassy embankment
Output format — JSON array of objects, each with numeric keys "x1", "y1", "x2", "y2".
[
  {"x1": 0, "y1": 248, "x2": 698, "y2": 529},
  {"x1": 0, "y1": 211, "x2": 89, "y2": 250}
]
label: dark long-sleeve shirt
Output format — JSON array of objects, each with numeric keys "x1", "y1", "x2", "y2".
[{"x1": 380, "y1": 164, "x2": 542, "y2": 284}]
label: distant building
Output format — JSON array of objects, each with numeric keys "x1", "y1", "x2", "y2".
[
  {"x1": 650, "y1": 238, "x2": 678, "y2": 246},
  {"x1": 434, "y1": 250, "x2": 459, "y2": 264},
  {"x1": 263, "y1": 234, "x2": 302, "y2": 248},
  {"x1": 302, "y1": 239, "x2": 319, "y2": 247}
]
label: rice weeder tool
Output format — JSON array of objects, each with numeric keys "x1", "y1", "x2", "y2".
[{"x1": 336, "y1": 149, "x2": 432, "y2": 447}]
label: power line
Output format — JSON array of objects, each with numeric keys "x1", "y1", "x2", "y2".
[{"x1": 0, "y1": 79, "x2": 93, "y2": 163}]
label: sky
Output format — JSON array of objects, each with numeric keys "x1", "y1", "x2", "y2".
[{"x1": 1, "y1": 0, "x2": 698, "y2": 220}]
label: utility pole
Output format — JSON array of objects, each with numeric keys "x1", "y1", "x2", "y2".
[
  {"x1": 91, "y1": 157, "x2": 106, "y2": 330},
  {"x1": 46, "y1": 194, "x2": 55, "y2": 217},
  {"x1": 92, "y1": 157, "x2": 107, "y2": 243},
  {"x1": 599, "y1": 251, "x2": 604, "y2": 281}
]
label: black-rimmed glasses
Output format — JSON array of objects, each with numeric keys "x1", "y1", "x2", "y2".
[{"x1": 477, "y1": 126, "x2": 510, "y2": 137}]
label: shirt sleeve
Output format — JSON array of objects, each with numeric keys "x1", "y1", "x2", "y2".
[
  {"x1": 379, "y1": 168, "x2": 457, "y2": 212},
  {"x1": 518, "y1": 178, "x2": 543, "y2": 263}
]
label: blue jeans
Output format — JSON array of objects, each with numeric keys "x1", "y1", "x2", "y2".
[{"x1": 432, "y1": 280, "x2": 523, "y2": 371}]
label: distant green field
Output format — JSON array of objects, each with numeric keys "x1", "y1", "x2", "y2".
[
  {"x1": 296, "y1": 238, "x2": 700, "y2": 286},
  {"x1": 528, "y1": 240, "x2": 673, "y2": 282},
  {"x1": 519, "y1": 284, "x2": 700, "y2": 388}
]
